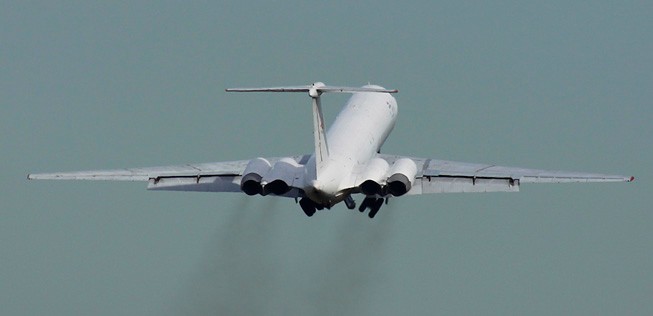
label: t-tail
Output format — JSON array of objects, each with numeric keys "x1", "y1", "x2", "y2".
[{"x1": 226, "y1": 82, "x2": 398, "y2": 177}]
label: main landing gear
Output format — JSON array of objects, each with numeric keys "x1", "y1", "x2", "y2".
[
  {"x1": 358, "y1": 197, "x2": 385, "y2": 218},
  {"x1": 299, "y1": 198, "x2": 329, "y2": 217},
  {"x1": 298, "y1": 196, "x2": 387, "y2": 218}
]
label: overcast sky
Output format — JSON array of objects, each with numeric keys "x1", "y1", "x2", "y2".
[{"x1": 2, "y1": 1, "x2": 651, "y2": 315}]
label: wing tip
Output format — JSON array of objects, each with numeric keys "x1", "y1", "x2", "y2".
[{"x1": 27, "y1": 173, "x2": 49, "y2": 180}]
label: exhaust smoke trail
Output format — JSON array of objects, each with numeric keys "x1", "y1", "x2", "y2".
[{"x1": 168, "y1": 197, "x2": 397, "y2": 315}]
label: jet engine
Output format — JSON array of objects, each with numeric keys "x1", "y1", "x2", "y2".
[
  {"x1": 262, "y1": 157, "x2": 302, "y2": 195},
  {"x1": 386, "y1": 158, "x2": 417, "y2": 196},
  {"x1": 240, "y1": 157, "x2": 272, "y2": 195},
  {"x1": 358, "y1": 158, "x2": 390, "y2": 196}
]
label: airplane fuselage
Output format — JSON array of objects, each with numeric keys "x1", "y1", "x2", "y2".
[{"x1": 304, "y1": 87, "x2": 398, "y2": 206}]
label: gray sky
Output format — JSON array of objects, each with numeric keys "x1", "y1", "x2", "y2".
[{"x1": 2, "y1": 1, "x2": 651, "y2": 315}]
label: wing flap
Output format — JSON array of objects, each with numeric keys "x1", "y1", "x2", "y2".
[
  {"x1": 147, "y1": 175, "x2": 242, "y2": 192},
  {"x1": 424, "y1": 162, "x2": 632, "y2": 183},
  {"x1": 409, "y1": 177, "x2": 520, "y2": 195},
  {"x1": 146, "y1": 175, "x2": 303, "y2": 197}
]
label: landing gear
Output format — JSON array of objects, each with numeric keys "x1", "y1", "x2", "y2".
[
  {"x1": 299, "y1": 195, "x2": 384, "y2": 218},
  {"x1": 358, "y1": 197, "x2": 370, "y2": 212},
  {"x1": 359, "y1": 197, "x2": 385, "y2": 218},
  {"x1": 368, "y1": 198, "x2": 384, "y2": 218},
  {"x1": 344, "y1": 195, "x2": 356, "y2": 210},
  {"x1": 299, "y1": 198, "x2": 330, "y2": 217},
  {"x1": 299, "y1": 198, "x2": 316, "y2": 217}
]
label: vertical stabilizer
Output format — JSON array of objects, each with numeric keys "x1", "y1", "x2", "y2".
[
  {"x1": 225, "y1": 82, "x2": 398, "y2": 178},
  {"x1": 311, "y1": 95, "x2": 329, "y2": 176}
]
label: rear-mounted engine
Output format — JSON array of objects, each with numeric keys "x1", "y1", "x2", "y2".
[
  {"x1": 386, "y1": 158, "x2": 417, "y2": 196},
  {"x1": 240, "y1": 158, "x2": 272, "y2": 195},
  {"x1": 261, "y1": 158, "x2": 302, "y2": 195},
  {"x1": 358, "y1": 158, "x2": 390, "y2": 196}
]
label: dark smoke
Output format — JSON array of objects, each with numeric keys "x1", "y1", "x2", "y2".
[{"x1": 168, "y1": 196, "x2": 396, "y2": 315}]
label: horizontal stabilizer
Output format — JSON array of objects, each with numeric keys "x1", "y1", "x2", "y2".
[{"x1": 226, "y1": 82, "x2": 398, "y2": 94}]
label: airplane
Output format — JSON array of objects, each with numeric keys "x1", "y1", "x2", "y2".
[{"x1": 28, "y1": 82, "x2": 634, "y2": 218}]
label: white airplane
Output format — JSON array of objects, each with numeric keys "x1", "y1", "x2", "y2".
[{"x1": 28, "y1": 82, "x2": 634, "y2": 218}]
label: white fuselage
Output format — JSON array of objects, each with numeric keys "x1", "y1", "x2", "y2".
[{"x1": 304, "y1": 88, "x2": 398, "y2": 205}]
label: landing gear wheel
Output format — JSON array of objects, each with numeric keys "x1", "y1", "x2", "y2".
[
  {"x1": 359, "y1": 197, "x2": 372, "y2": 212},
  {"x1": 299, "y1": 198, "x2": 316, "y2": 217},
  {"x1": 368, "y1": 198, "x2": 384, "y2": 218},
  {"x1": 344, "y1": 195, "x2": 356, "y2": 210}
]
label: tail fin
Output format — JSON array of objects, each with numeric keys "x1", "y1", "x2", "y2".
[
  {"x1": 226, "y1": 82, "x2": 398, "y2": 176},
  {"x1": 311, "y1": 94, "x2": 329, "y2": 173}
]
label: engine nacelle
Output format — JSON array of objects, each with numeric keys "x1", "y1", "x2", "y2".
[
  {"x1": 386, "y1": 158, "x2": 417, "y2": 196},
  {"x1": 262, "y1": 157, "x2": 302, "y2": 195},
  {"x1": 240, "y1": 157, "x2": 272, "y2": 195},
  {"x1": 358, "y1": 158, "x2": 390, "y2": 196}
]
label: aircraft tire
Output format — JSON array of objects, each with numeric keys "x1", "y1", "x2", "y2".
[
  {"x1": 299, "y1": 198, "x2": 316, "y2": 217},
  {"x1": 368, "y1": 198, "x2": 384, "y2": 218}
]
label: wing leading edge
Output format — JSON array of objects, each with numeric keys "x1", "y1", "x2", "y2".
[{"x1": 377, "y1": 154, "x2": 633, "y2": 195}]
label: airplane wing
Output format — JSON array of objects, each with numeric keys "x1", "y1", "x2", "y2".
[
  {"x1": 377, "y1": 154, "x2": 634, "y2": 195},
  {"x1": 27, "y1": 155, "x2": 310, "y2": 196}
]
